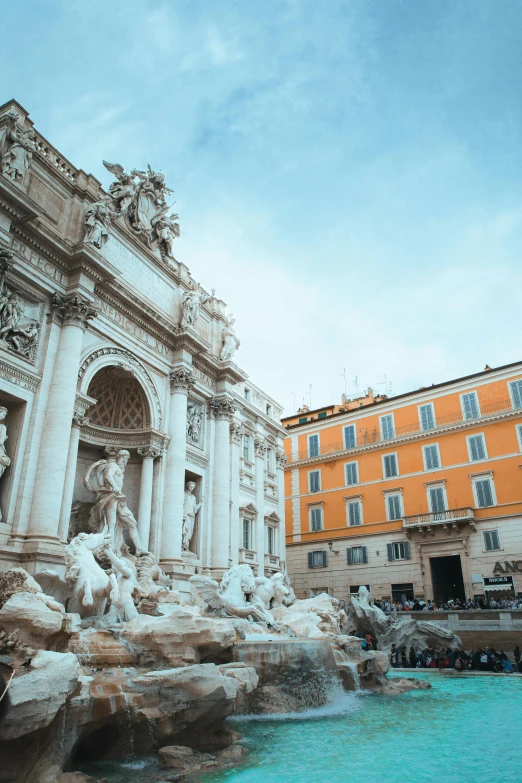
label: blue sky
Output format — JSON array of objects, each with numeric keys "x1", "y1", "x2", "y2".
[{"x1": 2, "y1": 0, "x2": 522, "y2": 412}]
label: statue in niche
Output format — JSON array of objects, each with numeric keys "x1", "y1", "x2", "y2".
[
  {"x1": 84, "y1": 196, "x2": 115, "y2": 249},
  {"x1": 102, "y1": 161, "x2": 139, "y2": 212},
  {"x1": 151, "y1": 207, "x2": 180, "y2": 259},
  {"x1": 219, "y1": 314, "x2": 240, "y2": 362},
  {"x1": 182, "y1": 481, "x2": 203, "y2": 552},
  {"x1": 0, "y1": 407, "x2": 11, "y2": 522},
  {"x1": 84, "y1": 448, "x2": 148, "y2": 557},
  {"x1": 186, "y1": 402, "x2": 202, "y2": 445},
  {"x1": 0, "y1": 111, "x2": 36, "y2": 185},
  {"x1": 180, "y1": 281, "x2": 215, "y2": 328}
]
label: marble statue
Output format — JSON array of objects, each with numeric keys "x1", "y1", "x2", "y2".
[
  {"x1": 219, "y1": 314, "x2": 240, "y2": 362},
  {"x1": 0, "y1": 407, "x2": 11, "y2": 522},
  {"x1": 102, "y1": 544, "x2": 139, "y2": 623},
  {"x1": 102, "y1": 161, "x2": 139, "y2": 212},
  {"x1": 84, "y1": 449, "x2": 147, "y2": 556},
  {"x1": 190, "y1": 564, "x2": 276, "y2": 625},
  {"x1": 151, "y1": 207, "x2": 180, "y2": 259},
  {"x1": 5, "y1": 319, "x2": 39, "y2": 356},
  {"x1": 64, "y1": 531, "x2": 119, "y2": 619},
  {"x1": 252, "y1": 572, "x2": 289, "y2": 611},
  {"x1": 180, "y1": 282, "x2": 215, "y2": 328},
  {"x1": 182, "y1": 481, "x2": 202, "y2": 552},
  {"x1": 136, "y1": 551, "x2": 172, "y2": 601},
  {"x1": 0, "y1": 111, "x2": 36, "y2": 184},
  {"x1": 282, "y1": 570, "x2": 297, "y2": 607},
  {"x1": 84, "y1": 197, "x2": 115, "y2": 249},
  {"x1": 0, "y1": 293, "x2": 23, "y2": 341},
  {"x1": 186, "y1": 403, "x2": 202, "y2": 444}
]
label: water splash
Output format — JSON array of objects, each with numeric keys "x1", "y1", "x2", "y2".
[{"x1": 231, "y1": 686, "x2": 365, "y2": 722}]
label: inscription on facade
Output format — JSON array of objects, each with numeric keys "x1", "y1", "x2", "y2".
[
  {"x1": 493, "y1": 561, "x2": 522, "y2": 574},
  {"x1": 11, "y1": 238, "x2": 66, "y2": 285},
  {"x1": 98, "y1": 300, "x2": 173, "y2": 361}
]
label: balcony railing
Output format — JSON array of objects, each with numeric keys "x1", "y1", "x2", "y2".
[
  {"x1": 288, "y1": 398, "x2": 517, "y2": 464},
  {"x1": 403, "y1": 507, "x2": 475, "y2": 528}
]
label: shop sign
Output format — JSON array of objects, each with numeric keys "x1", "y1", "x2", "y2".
[
  {"x1": 484, "y1": 576, "x2": 514, "y2": 587},
  {"x1": 493, "y1": 561, "x2": 522, "y2": 574}
]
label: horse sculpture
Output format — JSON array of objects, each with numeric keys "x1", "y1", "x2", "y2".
[
  {"x1": 64, "y1": 531, "x2": 119, "y2": 618},
  {"x1": 190, "y1": 563, "x2": 276, "y2": 625}
]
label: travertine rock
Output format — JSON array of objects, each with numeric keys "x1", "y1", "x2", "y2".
[
  {"x1": 159, "y1": 744, "x2": 216, "y2": 771},
  {"x1": 0, "y1": 590, "x2": 69, "y2": 649},
  {"x1": 0, "y1": 567, "x2": 45, "y2": 607},
  {"x1": 273, "y1": 593, "x2": 344, "y2": 638}
]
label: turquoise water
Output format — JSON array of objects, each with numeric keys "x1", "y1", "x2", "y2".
[{"x1": 78, "y1": 673, "x2": 522, "y2": 783}]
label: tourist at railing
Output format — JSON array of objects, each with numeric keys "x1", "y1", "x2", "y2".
[
  {"x1": 376, "y1": 596, "x2": 522, "y2": 612},
  {"x1": 396, "y1": 645, "x2": 522, "y2": 673}
]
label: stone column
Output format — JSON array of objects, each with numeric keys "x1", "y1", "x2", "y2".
[
  {"x1": 148, "y1": 453, "x2": 164, "y2": 558},
  {"x1": 27, "y1": 294, "x2": 97, "y2": 544},
  {"x1": 137, "y1": 446, "x2": 160, "y2": 552},
  {"x1": 276, "y1": 448, "x2": 288, "y2": 564},
  {"x1": 160, "y1": 367, "x2": 195, "y2": 570},
  {"x1": 254, "y1": 435, "x2": 267, "y2": 576},
  {"x1": 229, "y1": 422, "x2": 244, "y2": 566},
  {"x1": 210, "y1": 396, "x2": 236, "y2": 575},
  {"x1": 57, "y1": 413, "x2": 89, "y2": 543}
]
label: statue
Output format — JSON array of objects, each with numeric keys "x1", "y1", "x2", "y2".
[
  {"x1": 63, "y1": 531, "x2": 119, "y2": 619},
  {"x1": 151, "y1": 207, "x2": 180, "y2": 259},
  {"x1": 190, "y1": 564, "x2": 276, "y2": 625},
  {"x1": 186, "y1": 403, "x2": 202, "y2": 445},
  {"x1": 0, "y1": 112, "x2": 36, "y2": 185},
  {"x1": 282, "y1": 569, "x2": 296, "y2": 606},
  {"x1": 219, "y1": 314, "x2": 240, "y2": 362},
  {"x1": 180, "y1": 282, "x2": 215, "y2": 328},
  {"x1": 136, "y1": 551, "x2": 172, "y2": 601},
  {"x1": 128, "y1": 165, "x2": 172, "y2": 235},
  {"x1": 0, "y1": 407, "x2": 11, "y2": 521},
  {"x1": 5, "y1": 320, "x2": 39, "y2": 357},
  {"x1": 84, "y1": 449, "x2": 147, "y2": 556},
  {"x1": 0, "y1": 293, "x2": 23, "y2": 341},
  {"x1": 182, "y1": 481, "x2": 202, "y2": 552},
  {"x1": 84, "y1": 197, "x2": 115, "y2": 249},
  {"x1": 102, "y1": 161, "x2": 139, "y2": 212},
  {"x1": 252, "y1": 572, "x2": 289, "y2": 612},
  {"x1": 102, "y1": 544, "x2": 140, "y2": 623}
]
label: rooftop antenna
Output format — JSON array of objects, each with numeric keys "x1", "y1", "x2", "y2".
[
  {"x1": 339, "y1": 368, "x2": 347, "y2": 397},
  {"x1": 353, "y1": 376, "x2": 360, "y2": 396},
  {"x1": 308, "y1": 384, "x2": 312, "y2": 409},
  {"x1": 379, "y1": 374, "x2": 393, "y2": 396}
]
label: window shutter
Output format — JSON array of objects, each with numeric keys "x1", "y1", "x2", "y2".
[
  {"x1": 347, "y1": 548, "x2": 353, "y2": 565},
  {"x1": 382, "y1": 415, "x2": 394, "y2": 440},
  {"x1": 387, "y1": 543, "x2": 394, "y2": 561},
  {"x1": 511, "y1": 380, "x2": 522, "y2": 409},
  {"x1": 362, "y1": 546, "x2": 368, "y2": 564},
  {"x1": 344, "y1": 425, "x2": 356, "y2": 449},
  {"x1": 322, "y1": 551, "x2": 328, "y2": 567},
  {"x1": 463, "y1": 393, "x2": 478, "y2": 420},
  {"x1": 403, "y1": 541, "x2": 411, "y2": 560},
  {"x1": 420, "y1": 404, "x2": 435, "y2": 431},
  {"x1": 308, "y1": 552, "x2": 314, "y2": 568}
]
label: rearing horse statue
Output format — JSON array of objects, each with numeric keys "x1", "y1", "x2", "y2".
[{"x1": 65, "y1": 531, "x2": 119, "y2": 618}]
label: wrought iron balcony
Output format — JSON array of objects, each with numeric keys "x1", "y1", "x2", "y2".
[{"x1": 403, "y1": 507, "x2": 475, "y2": 528}]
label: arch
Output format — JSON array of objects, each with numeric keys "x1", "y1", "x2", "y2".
[
  {"x1": 87, "y1": 366, "x2": 151, "y2": 430},
  {"x1": 77, "y1": 345, "x2": 163, "y2": 429}
]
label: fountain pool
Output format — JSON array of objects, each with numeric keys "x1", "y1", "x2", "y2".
[{"x1": 77, "y1": 673, "x2": 522, "y2": 783}]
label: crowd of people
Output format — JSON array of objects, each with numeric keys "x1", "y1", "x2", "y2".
[
  {"x1": 388, "y1": 644, "x2": 522, "y2": 673},
  {"x1": 374, "y1": 596, "x2": 522, "y2": 612}
]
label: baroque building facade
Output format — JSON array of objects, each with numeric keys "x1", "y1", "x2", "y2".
[
  {"x1": 0, "y1": 99, "x2": 286, "y2": 591},
  {"x1": 283, "y1": 363, "x2": 522, "y2": 603}
]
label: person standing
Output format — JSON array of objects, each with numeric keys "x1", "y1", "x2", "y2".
[{"x1": 390, "y1": 644, "x2": 399, "y2": 668}]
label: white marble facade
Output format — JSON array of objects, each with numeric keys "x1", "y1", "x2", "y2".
[{"x1": 0, "y1": 100, "x2": 286, "y2": 590}]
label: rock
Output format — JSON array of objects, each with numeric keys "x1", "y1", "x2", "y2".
[
  {"x1": 0, "y1": 650, "x2": 80, "y2": 740},
  {"x1": 273, "y1": 594, "x2": 344, "y2": 638},
  {"x1": 68, "y1": 629, "x2": 134, "y2": 666},
  {"x1": 374, "y1": 676, "x2": 432, "y2": 695},
  {"x1": 0, "y1": 590, "x2": 69, "y2": 649},
  {"x1": 38, "y1": 768, "x2": 108, "y2": 783},
  {"x1": 215, "y1": 744, "x2": 247, "y2": 760},
  {"x1": 159, "y1": 744, "x2": 215, "y2": 771},
  {"x1": 0, "y1": 567, "x2": 43, "y2": 607},
  {"x1": 218, "y1": 662, "x2": 259, "y2": 711},
  {"x1": 122, "y1": 605, "x2": 236, "y2": 667}
]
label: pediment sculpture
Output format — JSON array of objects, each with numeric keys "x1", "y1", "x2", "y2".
[
  {"x1": 0, "y1": 252, "x2": 40, "y2": 360},
  {"x1": 219, "y1": 314, "x2": 240, "y2": 362}
]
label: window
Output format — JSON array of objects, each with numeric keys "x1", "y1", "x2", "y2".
[
  {"x1": 243, "y1": 434, "x2": 251, "y2": 461},
  {"x1": 267, "y1": 526, "x2": 276, "y2": 555},
  {"x1": 242, "y1": 519, "x2": 252, "y2": 550},
  {"x1": 391, "y1": 583, "x2": 415, "y2": 601},
  {"x1": 266, "y1": 404, "x2": 272, "y2": 416},
  {"x1": 345, "y1": 461, "x2": 359, "y2": 486},
  {"x1": 309, "y1": 470, "x2": 321, "y2": 493},
  {"x1": 461, "y1": 391, "x2": 480, "y2": 420},
  {"x1": 419, "y1": 403, "x2": 436, "y2": 431},
  {"x1": 347, "y1": 546, "x2": 368, "y2": 565},
  {"x1": 428, "y1": 486, "x2": 446, "y2": 514},
  {"x1": 474, "y1": 477, "x2": 495, "y2": 508},
  {"x1": 380, "y1": 414, "x2": 395, "y2": 441},
  {"x1": 344, "y1": 424, "x2": 357, "y2": 449},
  {"x1": 308, "y1": 550, "x2": 327, "y2": 568},
  {"x1": 387, "y1": 541, "x2": 411, "y2": 561},
  {"x1": 484, "y1": 530, "x2": 501, "y2": 551},
  {"x1": 318, "y1": 411, "x2": 327, "y2": 420},
  {"x1": 509, "y1": 379, "x2": 522, "y2": 409},
  {"x1": 516, "y1": 424, "x2": 522, "y2": 452},
  {"x1": 346, "y1": 499, "x2": 362, "y2": 527},
  {"x1": 386, "y1": 494, "x2": 403, "y2": 521},
  {"x1": 423, "y1": 444, "x2": 441, "y2": 471},
  {"x1": 309, "y1": 506, "x2": 323, "y2": 532},
  {"x1": 308, "y1": 433, "x2": 320, "y2": 458},
  {"x1": 383, "y1": 453, "x2": 398, "y2": 479},
  {"x1": 244, "y1": 388, "x2": 251, "y2": 401},
  {"x1": 349, "y1": 584, "x2": 370, "y2": 594},
  {"x1": 467, "y1": 434, "x2": 487, "y2": 462},
  {"x1": 266, "y1": 447, "x2": 274, "y2": 473}
]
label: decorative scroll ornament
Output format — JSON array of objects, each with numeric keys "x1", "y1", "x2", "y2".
[
  {"x1": 51, "y1": 293, "x2": 98, "y2": 328},
  {"x1": 210, "y1": 395, "x2": 237, "y2": 420},
  {"x1": 276, "y1": 448, "x2": 288, "y2": 468},
  {"x1": 72, "y1": 414, "x2": 90, "y2": 429},
  {"x1": 137, "y1": 446, "x2": 161, "y2": 459},
  {"x1": 169, "y1": 367, "x2": 195, "y2": 393},
  {"x1": 0, "y1": 111, "x2": 36, "y2": 185},
  {"x1": 230, "y1": 421, "x2": 245, "y2": 445}
]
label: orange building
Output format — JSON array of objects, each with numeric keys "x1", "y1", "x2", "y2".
[{"x1": 282, "y1": 362, "x2": 522, "y2": 603}]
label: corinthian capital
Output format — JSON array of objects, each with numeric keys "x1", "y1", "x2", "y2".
[
  {"x1": 276, "y1": 448, "x2": 288, "y2": 468},
  {"x1": 138, "y1": 446, "x2": 161, "y2": 459},
  {"x1": 210, "y1": 395, "x2": 237, "y2": 420},
  {"x1": 51, "y1": 293, "x2": 98, "y2": 329},
  {"x1": 254, "y1": 435, "x2": 267, "y2": 458},
  {"x1": 230, "y1": 421, "x2": 245, "y2": 445},
  {"x1": 169, "y1": 367, "x2": 196, "y2": 393},
  {"x1": 72, "y1": 413, "x2": 89, "y2": 429}
]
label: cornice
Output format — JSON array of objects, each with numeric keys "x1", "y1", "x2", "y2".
[
  {"x1": 0, "y1": 355, "x2": 41, "y2": 392},
  {"x1": 96, "y1": 282, "x2": 177, "y2": 349},
  {"x1": 10, "y1": 223, "x2": 69, "y2": 273}
]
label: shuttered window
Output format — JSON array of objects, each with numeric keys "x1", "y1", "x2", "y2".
[
  {"x1": 309, "y1": 470, "x2": 321, "y2": 493},
  {"x1": 345, "y1": 462, "x2": 359, "y2": 486},
  {"x1": 347, "y1": 501, "x2": 362, "y2": 526},
  {"x1": 347, "y1": 546, "x2": 368, "y2": 565},
  {"x1": 429, "y1": 487, "x2": 446, "y2": 513},
  {"x1": 468, "y1": 434, "x2": 486, "y2": 461},
  {"x1": 423, "y1": 444, "x2": 440, "y2": 470},
  {"x1": 462, "y1": 392, "x2": 479, "y2": 420},
  {"x1": 484, "y1": 530, "x2": 501, "y2": 551},
  {"x1": 242, "y1": 519, "x2": 251, "y2": 550},
  {"x1": 308, "y1": 550, "x2": 327, "y2": 568},
  {"x1": 475, "y1": 478, "x2": 494, "y2": 508},
  {"x1": 419, "y1": 403, "x2": 435, "y2": 431},
  {"x1": 310, "y1": 507, "x2": 323, "y2": 532},
  {"x1": 267, "y1": 526, "x2": 276, "y2": 555},
  {"x1": 344, "y1": 424, "x2": 356, "y2": 450},
  {"x1": 387, "y1": 541, "x2": 411, "y2": 561},
  {"x1": 386, "y1": 494, "x2": 402, "y2": 521},
  {"x1": 308, "y1": 434, "x2": 320, "y2": 457},
  {"x1": 383, "y1": 454, "x2": 398, "y2": 478},
  {"x1": 510, "y1": 380, "x2": 522, "y2": 409},
  {"x1": 381, "y1": 414, "x2": 395, "y2": 441}
]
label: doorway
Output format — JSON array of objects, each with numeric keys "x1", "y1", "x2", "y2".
[{"x1": 430, "y1": 555, "x2": 465, "y2": 603}]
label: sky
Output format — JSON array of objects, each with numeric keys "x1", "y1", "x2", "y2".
[{"x1": 2, "y1": 0, "x2": 522, "y2": 414}]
